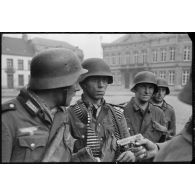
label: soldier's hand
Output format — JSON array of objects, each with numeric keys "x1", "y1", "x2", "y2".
[
  {"x1": 130, "y1": 145, "x2": 147, "y2": 160},
  {"x1": 152, "y1": 121, "x2": 167, "y2": 133},
  {"x1": 134, "y1": 138, "x2": 159, "y2": 159},
  {"x1": 116, "y1": 151, "x2": 136, "y2": 162}
]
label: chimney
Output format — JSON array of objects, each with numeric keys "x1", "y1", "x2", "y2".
[{"x1": 22, "y1": 34, "x2": 28, "y2": 41}]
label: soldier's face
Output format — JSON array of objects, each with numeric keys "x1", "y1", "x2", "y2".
[
  {"x1": 82, "y1": 76, "x2": 108, "y2": 101},
  {"x1": 135, "y1": 83, "x2": 154, "y2": 103},
  {"x1": 153, "y1": 87, "x2": 166, "y2": 103}
]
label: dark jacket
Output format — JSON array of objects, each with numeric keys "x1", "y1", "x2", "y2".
[
  {"x1": 2, "y1": 88, "x2": 71, "y2": 163},
  {"x1": 68, "y1": 96, "x2": 130, "y2": 162},
  {"x1": 154, "y1": 117, "x2": 192, "y2": 162},
  {"x1": 123, "y1": 97, "x2": 167, "y2": 143}
]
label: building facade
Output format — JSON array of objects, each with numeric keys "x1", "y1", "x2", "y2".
[
  {"x1": 102, "y1": 34, "x2": 192, "y2": 92},
  {"x1": 2, "y1": 34, "x2": 84, "y2": 90},
  {"x1": 2, "y1": 36, "x2": 34, "y2": 89}
]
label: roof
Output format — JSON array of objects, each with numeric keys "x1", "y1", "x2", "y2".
[
  {"x1": 110, "y1": 33, "x2": 186, "y2": 45},
  {"x1": 31, "y1": 37, "x2": 76, "y2": 50},
  {"x1": 2, "y1": 36, "x2": 34, "y2": 57}
]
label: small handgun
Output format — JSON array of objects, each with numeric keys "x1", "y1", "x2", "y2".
[{"x1": 117, "y1": 134, "x2": 143, "y2": 152}]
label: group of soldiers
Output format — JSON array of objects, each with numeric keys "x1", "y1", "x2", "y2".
[{"x1": 2, "y1": 47, "x2": 192, "y2": 163}]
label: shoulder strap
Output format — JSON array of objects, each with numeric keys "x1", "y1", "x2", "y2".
[
  {"x1": 2, "y1": 102, "x2": 16, "y2": 113},
  {"x1": 106, "y1": 104, "x2": 123, "y2": 139}
]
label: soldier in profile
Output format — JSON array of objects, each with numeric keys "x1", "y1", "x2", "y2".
[{"x1": 2, "y1": 48, "x2": 87, "y2": 163}]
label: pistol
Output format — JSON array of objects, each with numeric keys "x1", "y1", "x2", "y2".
[{"x1": 117, "y1": 134, "x2": 143, "y2": 152}]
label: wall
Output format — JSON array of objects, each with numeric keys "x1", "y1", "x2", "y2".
[{"x1": 2, "y1": 54, "x2": 32, "y2": 89}]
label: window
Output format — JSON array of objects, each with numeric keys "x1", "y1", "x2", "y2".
[
  {"x1": 18, "y1": 59, "x2": 24, "y2": 70},
  {"x1": 134, "y1": 51, "x2": 139, "y2": 64},
  {"x1": 28, "y1": 60, "x2": 31, "y2": 70},
  {"x1": 160, "y1": 71, "x2": 166, "y2": 79},
  {"x1": 117, "y1": 54, "x2": 121, "y2": 65},
  {"x1": 112, "y1": 55, "x2": 116, "y2": 65},
  {"x1": 153, "y1": 71, "x2": 158, "y2": 77},
  {"x1": 119, "y1": 54, "x2": 124, "y2": 65},
  {"x1": 18, "y1": 74, "x2": 24, "y2": 86},
  {"x1": 113, "y1": 71, "x2": 121, "y2": 85},
  {"x1": 168, "y1": 71, "x2": 175, "y2": 85},
  {"x1": 109, "y1": 56, "x2": 112, "y2": 65},
  {"x1": 142, "y1": 50, "x2": 147, "y2": 63},
  {"x1": 184, "y1": 46, "x2": 191, "y2": 61},
  {"x1": 182, "y1": 70, "x2": 190, "y2": 85},
  {"x1": 7, "y1": 59, "x2": 13, "y2": 69},
  {"x1": 152, "y1": 50, "x2": 158, "y2": 62},
  {"x1": 125, "y1": 53, "x2": 130, "y2": 64},
  {"x1": 170, "y1": 47, "x2": 175, "y2": 61},
  {"x1": 121, "y1": 55, "x2": 125, "y2": 65},
  {"x1": 161, "y1": 49, "x2": 167, "y2": 62}
]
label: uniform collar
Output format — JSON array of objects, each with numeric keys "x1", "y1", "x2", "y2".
[
  {"x1": 81, "y1": 94, "x2": 106, "y2": 109},
  {"x1": 18, "y1": 87, "x2": 59, "y2": 123},
  {"x1": 131, "y1": 97, "x2": 151, "y2": 113}
]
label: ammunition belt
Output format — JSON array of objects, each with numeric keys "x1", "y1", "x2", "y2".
[
  {"x1": 110, "y1": 106, "x2": 123, "y2": 140},
  {"x1": 73, "y1": 102, "x2": 101, "y2": 158}
]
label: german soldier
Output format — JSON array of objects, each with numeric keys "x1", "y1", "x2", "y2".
[
  {"x1": 151, "y1": 78, "x2": 176, "y2": 139},
  {"x1": 68, "y1": 58, "x2": 135, "y2": 162},
  {"x1": 134, "y1": 72, "x2": 192, "y2": 162},
  {"x1": 123, "y1": 71, "x2": 167, "y2": 144},
  {"x1": 2, "y1": 48, "x2": 87, "y2": 163},
  {"x1": 134, "y1": 36, "x2": 193, "y2": 162}
]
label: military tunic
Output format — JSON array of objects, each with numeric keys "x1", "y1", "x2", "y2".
[
  {"x1": 123, "y1": 97, "x2": 167, "y2": 143},
  {"x1": 68, "y1": 95, "x2": 130, "y2": 162},
  {"x1": 154, "y1": 117, "x2": 192, "y2": 162},
  {"x1": 2, "y1": 87, "x2": 71, "y2": 163},
  {"x1": 151, "y1": 100, "x2": 176, "y2": 137}
]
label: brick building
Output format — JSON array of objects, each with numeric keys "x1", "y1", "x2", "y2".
[{"x1": 101, "y1": 34, "x2": 192, "y2": 92}]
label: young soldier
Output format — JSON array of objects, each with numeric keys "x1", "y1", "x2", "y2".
[
  {"x1": 123, "y1": 71, "x2": 167, "y2": 143},
  {"x1": 2, "y1": 48, "x2": 87, "y2": 163},
  {"x1": 151, "y1": 78, "x2": 176, "y2": 139},
  {"x1": 68, "y1": 58, "x2": 135, "y2": 162},
  {"x1": 134, "y1": 73, "x2": 192, "y2": 162}
]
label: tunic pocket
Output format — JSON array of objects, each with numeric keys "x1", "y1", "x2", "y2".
[
  {"x1": 18, "y1": 135, "x2": 48, "y2": 150},
  {"x1": 17, "y1": 134, "x2": 48, "y2": 162}
]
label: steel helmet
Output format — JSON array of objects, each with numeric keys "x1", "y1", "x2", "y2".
[
  {"x1": 78, "y1": 58, "x2": 113, "y2": 84},
  {"x1": 29, "y1": 48, "x2": 87, "y2": 90},
  {"x1": 131, "y1": 71, "x2": 158, "y2": 93},
  {"x1": 156, "y1": 78, "x2": 170, "y2": 95}
]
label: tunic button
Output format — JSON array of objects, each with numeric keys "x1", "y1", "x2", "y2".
[
  {"x1": 31, "y1": 143, "x2": 35, "y2": 148},
  {"x1": 9, "y1": 104, "x2": 14, "y2": 108},
  {"x1": 82, "y1": 135, "x2": 85, "y2": 138}
]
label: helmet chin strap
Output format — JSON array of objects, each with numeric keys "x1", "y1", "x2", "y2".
[{"x1": 63, "y1": 89, "x2": 68, "y2": 107}]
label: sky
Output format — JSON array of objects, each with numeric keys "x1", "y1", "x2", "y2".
[{"x1": 3, "y1": 33, "x2": 126, "y2": 58}]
